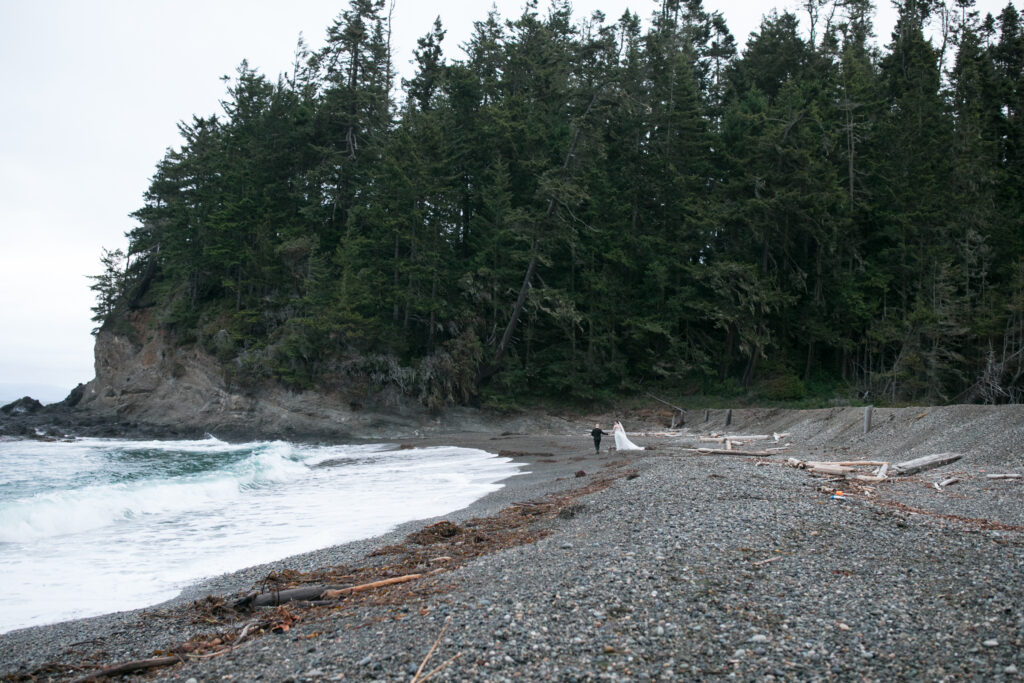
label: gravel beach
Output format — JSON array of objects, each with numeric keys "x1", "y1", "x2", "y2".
[{"x1": 2, "y1": 405, "x2": 1023, "y2": 681}]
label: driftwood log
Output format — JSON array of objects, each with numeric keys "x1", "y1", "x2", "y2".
[
  {"x1": 233, "y1": 573, "x2": 426, "y2": 610},
  {"x1": 687, "y1": 447, "x2": 779, "y2": 456},
  {"x1": 891, "y1": 452, "x2": 962, "y2": 476},
  {"x1": 806, "y1": 463, "x2": 855, "y2": 476},
  {"x1": 69, "y1": 655, "x2": 184, "y2": 682}
]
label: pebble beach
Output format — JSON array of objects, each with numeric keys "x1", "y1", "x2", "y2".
[{"x1": 2, "y1": 406, "x2": 1023, "y2": 681}]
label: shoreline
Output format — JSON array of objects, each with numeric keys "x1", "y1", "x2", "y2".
[
  {"x1": 3, "y1": 412, "x2": 1023, "y2": 680},
  {"x1": 0, "y1": 433, "x2": 608, "y2": 652}
]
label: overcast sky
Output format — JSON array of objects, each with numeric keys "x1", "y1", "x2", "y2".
[{"x1": 0, "y1": 0, "x2": 1011, "y2": 404}]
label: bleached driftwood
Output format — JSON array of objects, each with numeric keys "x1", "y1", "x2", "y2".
[
  {"x1": 986, "y1": 473, "x2": 1022, "y2": 480},
  {"x1": 690, "y1": 447, "x2": 777, "y2": 456},
  {"x1": 700, "y1": 434, "x2": 786, "y2": 442},
  {"x1": 806, "y1": 462, "x2": 855, "y2": 476},
  {"x1": 787, "y1": 457, "x2": 805, "y2": 468},
  {"x1": 938, "y1": 477, "x2": 959, "y2": 487},
  {"x1": 838, "y1": 460, "x2": 888, "y2": 467},
  {"x1": 875, "y1": 462, "x2": 890, "y2": 479},
  {"x1": 890, "y1": 452, "x2": 962, "y2": 476}
]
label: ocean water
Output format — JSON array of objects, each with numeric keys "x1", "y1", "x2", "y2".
[{"x1": 0, "y1": 437, "x2": 522, "y2": 634}]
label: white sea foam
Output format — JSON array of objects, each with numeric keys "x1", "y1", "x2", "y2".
[
  {"x1": 0, "y1": 442, "x2": 308, "y2": 542},
  {"x1": 0, "y1": 438, "x2": 521, "y2": 634}
]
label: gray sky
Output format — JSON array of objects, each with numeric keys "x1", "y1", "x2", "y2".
[{"x1": 0, "y1": 0, "x2": 1009, "y2": 404}]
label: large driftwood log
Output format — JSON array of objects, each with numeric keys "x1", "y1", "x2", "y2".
[
  {"x1": 891, "y1": 452, "x2": 962, "y2": 476},
  {"x1": 235, "y1": 586, "x2": 340, "y2": 609},
  {"x1": 700, "y1": 435, "x2": 771, "y2": 442},
  {"x1": 70, "y1": 655, "x2": 183, "y2": 682},
  {"x1": 806, "y1": 463, "x2": 855, "y2": 476},
  {"x1": 234, "y1": 573, "x2": 426, "y2": 609},
  {"x1": 688, "y1": 447, "x2": 777, "y2": 456}
]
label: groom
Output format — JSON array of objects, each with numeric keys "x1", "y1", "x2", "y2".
[{"x1": 590, "y1": 423, "x2": 609, "y2": 454}]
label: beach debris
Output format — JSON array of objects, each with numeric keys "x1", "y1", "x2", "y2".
[
  {"x1": 786, "y1": 457, "x2": 892, "y2": 484},
  {"x1": 410, "y1": 520, "x2": 464, "y2": 545},
  {"x1": 59, "y1": 474, "x2": 630, "y2": 683},
  {"x1": 68, "y1": 655, "x2": 186, "y2": 682},
  {"x1": 321, "y1": 574, "x2": 424, "y2": 600},
  {"x1": 938, "y1": 477, "x2": 960, "y2": 488},
  {"x1": 682, "y1": 432, "x2": 792, "y2": 457},
  {"x1": 986, "y1": 473, "x2": 1022, "y2": 480},
  {"x1": 806, "y1": 462, "x2": 856, "y2": 476},
  {"x1": 411, "y1": 615, "x2": 463, "y2": 683},
  {"x1": 689, "y1": 447, "x2": 788, "y2": 456},
  {"x1": 890, "y1": 452, "x2": 963, "y2": 476},
  {"x1": 575, "y1": 469, "x2": 587, "y2": 477},
  {"x1": 69, "y1": 613, "x2": 268, "y2": 682}
]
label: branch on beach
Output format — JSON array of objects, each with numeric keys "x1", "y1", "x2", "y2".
[
  {"x1": 68, "y1": 655, "x2": 185, "y2": 682},
  {"x1": 68, "y1": 619, "x2": 264, "y2": 682}
]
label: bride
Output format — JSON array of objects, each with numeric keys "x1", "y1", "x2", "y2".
[{"x1": 612, "y1": 421, "x2": 643, "y2": 451}]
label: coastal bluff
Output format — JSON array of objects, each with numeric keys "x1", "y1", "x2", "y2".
[{"x1": 67, "y1": 313, "x2": 571, "y2": 440}]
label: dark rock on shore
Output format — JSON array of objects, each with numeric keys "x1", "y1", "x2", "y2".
[{"x1": 0, "y1": 396, "x2": 43, "y2": 415}]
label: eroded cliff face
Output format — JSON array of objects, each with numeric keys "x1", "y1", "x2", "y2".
[{"x1": 76, "y1": 313, "x2": 422, "y2": 439}]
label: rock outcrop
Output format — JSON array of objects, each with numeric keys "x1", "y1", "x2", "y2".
[
  {"x1": 1, "y1": 396, "x2": 44, "y2": 416},
  {"x1": 74, "y1": 312, "x2": 420, "y2": 440},
  {"x1": 69, "y1": 312, "x2": 568, "y2": 440}
]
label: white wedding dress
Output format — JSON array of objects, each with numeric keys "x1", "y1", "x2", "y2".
[{"x1": 613, "y1": 422, "x2": 643, "y2": 451}]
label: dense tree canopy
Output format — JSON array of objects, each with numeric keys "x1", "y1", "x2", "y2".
[{"x1": 95, "y1": 0, "x2": 1024, "y2": 407}]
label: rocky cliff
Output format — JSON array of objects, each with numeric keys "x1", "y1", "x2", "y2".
[
  {"x1": 72, "y1": 313, "x2": 421, "y2": 440},
  {"x1": 69, "y1": 312, "x2": 570, "y2": 440}
]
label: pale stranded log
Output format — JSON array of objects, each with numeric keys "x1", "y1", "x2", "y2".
[
  {"x1": 806, "y1": 462, "x2": 856, "y2": 476},
  {"x1": 890, "y1": 452, "x2": 963, "y2": 476}
]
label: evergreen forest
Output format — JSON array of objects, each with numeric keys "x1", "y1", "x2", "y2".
[{"x1": 91, "y1": 0, "x2": 1024, "y2": 408}]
